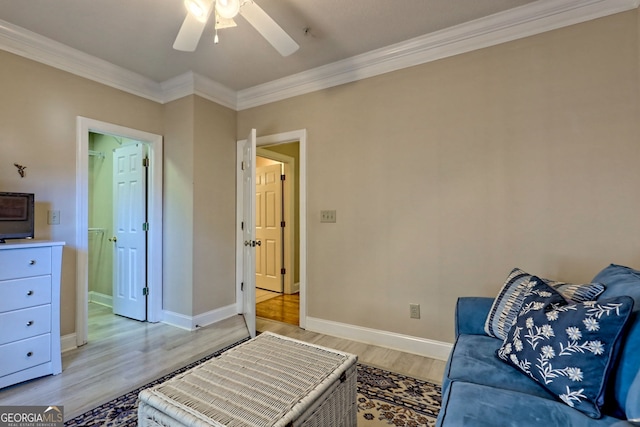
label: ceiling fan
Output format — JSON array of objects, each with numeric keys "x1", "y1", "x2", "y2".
[{"x1": 174, "y1": 0, "x2": 299, "y2": 56}]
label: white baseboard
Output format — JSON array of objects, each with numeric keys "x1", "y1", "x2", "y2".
[
  {"x1": 162, "y1": 304, "x2": 238, "y2": 331},
  {"x1": 306, "y1": 317, "x2": 453, "y2": 361},
  {"x1": 61, "y1": 333, "x2": 77, "y2": 353},
  {"x1": 88, "y1": 291, "x2": 113, "y2": 307}
]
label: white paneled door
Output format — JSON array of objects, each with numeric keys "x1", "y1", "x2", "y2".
[
  {"x1": 242, "y1": 129, "x2": 257, "y2": 337},
  {"x1": 255, "y1": 163, "x2": 283, "y2": 293},
  {"x1": 112, "y1": 144, "x2": 147, "y2": 321}
]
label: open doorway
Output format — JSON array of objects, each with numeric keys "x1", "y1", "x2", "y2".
[
  {"x1": 76, "y1": 117, "x2": 163, "y2": 348},
  {"x1": 236, "y1": 129, "x2": 307, "y2": 333},
  {"x1": 255, "y1": 144, "x2": 299, "y2": 325},
  {"x1": 88, "y1": 133, "x2": 149, "y2": 327}
]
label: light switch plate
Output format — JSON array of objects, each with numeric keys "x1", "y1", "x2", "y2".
[
  {"x1": 410, "y1": 303, "x2": 421, "y2": 319},
  {"x1": 320, "y1": 210, "x2": 337, "y2": 223},
  {"x1": 48, "y1": 210, "x2": 60, "y2": 225}
]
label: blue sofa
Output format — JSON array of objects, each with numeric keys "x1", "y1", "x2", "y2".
[{"x1": 436, "y1": 264, "x2": 640, "y2": 426}]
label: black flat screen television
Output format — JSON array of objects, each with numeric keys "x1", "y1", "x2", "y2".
[{"x1": 0, "y1": 192, "x2": 35, "y2": 243}]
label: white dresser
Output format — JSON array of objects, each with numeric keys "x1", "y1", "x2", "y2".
[{"x1": 0, "y1": 241, "x2": 64, "y2": 389}]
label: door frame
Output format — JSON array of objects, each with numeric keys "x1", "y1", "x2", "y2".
[
  {"x1": 76, "y1": 117, "x2": 163, "y2": 347},
  {"x1": 236, "y1": 129, "x2": 307, "y2": 329}
]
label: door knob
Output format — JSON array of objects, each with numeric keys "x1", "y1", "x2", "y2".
[
  {"x1": 244, "y1": 240, "x2": 261, "y2": 247},
  {"x1": 109, "y1": 236, "x2": 117, "y2": 242},
  {"x1": 255, "y1": 240, "x2": 261, "y2": 246}
]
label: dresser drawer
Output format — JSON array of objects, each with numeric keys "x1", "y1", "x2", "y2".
[
  {"x1": 0, "y1": 305, "x2": 51, "y2": 345},
  {"x1": 0, "y1": 276, "x2": 51, "y2": 313},
  {"x1": 0, "y1": 247, "x2": 52, "y2": 280},
  {"x1": 0, "y1": 334, "x2": 51, "y2": 378}
]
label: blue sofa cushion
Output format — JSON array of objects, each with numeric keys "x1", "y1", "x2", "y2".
[
  {"x1": 593, "y1": 264, "x2": 640, "y2": 311},
  {"x1": 443, "y1": 333, "x2": 556, "y2": 400},
  {"x1": 485, "y1": 268, "x2": 605, "y2": 340},
  {"x1": 436, "y1": 381, "x2": 636, "y2": 427},
  {"x1": 590, "y1": 264, "x2": 640, "y2": 420},
  {"x1": 455, "y1": 297, "x2": 494, "y2": 337},
  {"x1": 497, "y1": 278, "x2": 634, "y2": 418}
]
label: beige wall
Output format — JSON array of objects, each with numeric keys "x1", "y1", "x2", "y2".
[
  {"x1": 238, "y1": 10, "x2": 640, "y2": 343},
  {"x1": 162, "y1": 95, "x2": 238, "y2": 317},
  {"x1": 163, "y1": 96, "x2": 195, "y2": 315},
  {"x1": 192, "y1": 96, "x2": 238, "y2": 315}
]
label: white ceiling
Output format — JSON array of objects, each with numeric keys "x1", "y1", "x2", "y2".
[{"x1": 0, "y1": 0, "x2": 637, "y2": 109}]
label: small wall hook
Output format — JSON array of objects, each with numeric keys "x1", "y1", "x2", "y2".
[{"x1": 14, "y1": 163, "x2": 27, "y2": 178}]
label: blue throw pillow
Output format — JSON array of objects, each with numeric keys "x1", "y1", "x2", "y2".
[
  {"x1": 496, "y1": 278, "x2": 634, "y2": 418},
  {"x1": 485, "y1": 268, "x2": 606, "y2": 340}
]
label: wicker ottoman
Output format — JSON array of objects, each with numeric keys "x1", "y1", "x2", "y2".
[{"x1": 138, "y1": 332, "x2": 358, "y2": 427}]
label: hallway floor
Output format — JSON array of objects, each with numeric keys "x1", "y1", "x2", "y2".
[{"x1": 256, "y1": 292, "x2": 299, "y2": 325}]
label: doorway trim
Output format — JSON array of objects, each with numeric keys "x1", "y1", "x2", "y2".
[
  {"x1": 75, "y1": 117, "x2": 164, "y2": 347},
  {"x1": 236, "y1": 129, "x2": 307, "y2": 329}
]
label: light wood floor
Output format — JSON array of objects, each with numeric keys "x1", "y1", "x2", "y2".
[
  {"x1": 0, "y1": 303, "x2": 249, "y2": 420},
  {"x1": 0, "y1": 303, "x2": 445, "y2": 422},
  {"x1": 257, "y1": 318, "x2": 446, "y2": 385}
]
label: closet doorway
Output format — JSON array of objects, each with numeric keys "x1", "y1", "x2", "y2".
[
  {"x1": 75, "y1": 117, "x2": 163, "y2": 348},
  {"x1": 88, "y1": 133, "x2": 148, "y2": 322}
]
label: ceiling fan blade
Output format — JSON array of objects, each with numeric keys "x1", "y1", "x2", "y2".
[
  {"x1": 239, "y1": 1, "x2": 299, "y2": 57},
  {"x1": 173, "y1": 13, "x2": 207, "y2": 51},
  {"x1": 173, "y1": 0, "x2": 215, "y2": 52}
]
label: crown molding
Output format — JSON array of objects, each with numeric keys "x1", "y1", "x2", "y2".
[
  {"x1": 192, "y1": 72, "x2": 238, "y2": 110},
  {"x1": 1, "y1": 0, "x2": 638, "y2": 111},
  {"x1": 236, "y1": 0, "x2": 639, "y2": 110},
  {"x1": 161, "y1": 71, "x2": 238, "y2": 109},
  {"x1": 0, "y1": 19, "x2": 165, "y2": 103}
]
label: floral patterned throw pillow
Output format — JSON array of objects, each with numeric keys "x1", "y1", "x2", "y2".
[{"x1": 496, "y1": 277, "x2": 634, "y2": 418}]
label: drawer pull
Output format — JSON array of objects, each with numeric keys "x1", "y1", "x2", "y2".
[
  {"x1": 26, "y1": 352, "x2": 33, "y2": 357},
  {"x1": 27, "y1": 290, "x2": 34, "y2": 296},
  {"x1": 29, "y1": 259, "x2": 36, "y2": 265},
  {"x1": 27, "y1": 320, "x2": 34, "y2": 326}
]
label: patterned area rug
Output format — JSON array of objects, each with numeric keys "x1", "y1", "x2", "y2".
[
  {"x1": 65, "y1": 339, "x2": 441, "y2": 427},
  {"x1": 358, "y1": 364, "x2": 441, "y2": 426}
]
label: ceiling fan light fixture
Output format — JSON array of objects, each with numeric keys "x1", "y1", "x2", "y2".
[
  {"x1": 184, "y1": 0, "x2": 210, "y2": 23},
  {"x1": 215, "y1": 0, "x2": 240, "y2": 19}
]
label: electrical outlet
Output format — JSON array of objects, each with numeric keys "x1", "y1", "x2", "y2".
[
  {"x1": 48, "y1": 210, "x2": 60, "y2": 225},
  {"x1": 409, "y1": 303, "x2": 421, "y2": 319},
  {"x1": 320, "y1": 210, "x2": 337, "y2": 223}
]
